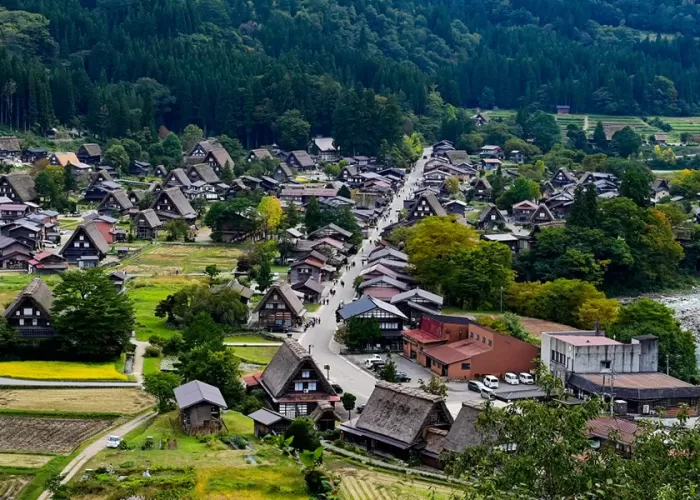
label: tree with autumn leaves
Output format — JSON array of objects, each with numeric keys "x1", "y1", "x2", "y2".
[{"x1": 257, "y1": 196, "x2": 283, "y2": 238}]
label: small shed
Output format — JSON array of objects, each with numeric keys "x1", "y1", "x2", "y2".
[
  {"x1": 174, "y1": 380, "x2": 228, "y2": 435},
  {"x1": 248, "y1": 408, "x2": 292, "y2": 438}
]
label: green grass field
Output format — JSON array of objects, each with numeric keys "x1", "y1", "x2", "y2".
[
  {"x1": 118, "y1": 243, "x2": 243, "y2": 274},
  {"x1": 230, "y1": 346, "x2": 279, "y2": 365},
  {"x1": 142, "y1": 356, "x2": 161, "y2": 375},
  {"x1": 224, "y1": 334, "x2": 273, "y2": 344}
]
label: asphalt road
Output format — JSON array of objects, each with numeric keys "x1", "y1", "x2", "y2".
[{"x1": 297, "y1": 148, "x2": 430, "y2": 403}]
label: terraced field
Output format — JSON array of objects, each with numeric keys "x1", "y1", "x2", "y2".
[
  {"x1": 0, "y1": 416, "x2": 113, "y2": 454},
  {"x1": 334, "y1": 466, "x2": 461, "y2": 500},
  {"x1": 0, "y1": 475, "x2": 31, "y2": 500}
]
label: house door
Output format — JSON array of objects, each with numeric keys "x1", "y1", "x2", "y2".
[{"x1": 425, "y1": 358, "x2": 431, "y2": 369}]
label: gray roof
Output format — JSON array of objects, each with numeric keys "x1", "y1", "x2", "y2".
[
  {"x1": 174, "y1": 380, "x2": 228, "y2": 410},
  {"x1": 251, "y1": 149, "x2": 272, "y2": 159},
  {"x1": 292, "y1": 278, "x2": 325, "y2": 295},
  {"x1": 409, "y1": 193, "x2": 447, "y2": 217},
  {"x1": 289, "y1": 150, "x2": 314, "y2": 168},
  {"x1": 1, "y1": 174, "x2": 36, "y2": 202},
  {"x1": 472, "y1": 177, "x2": 492, "y2": 190},
  {"x1": 309, "y1": 223, "x2": 352, "y2": 240},
  {"x1": 260, "y1": 340, "x2": 336, "y2": 399},
  {"x1": 165, "y1": 168, "x2": 191, "y2": 187},
  {"x1": 223, "y1": 280, "x2": 254, "y2": 299},
  {"x1": 0, "y1": 235, "x2": 27, "y2": 250},
  {"x1": 4, "y1": 278, "x2": 53, "y2": 319},
  {"x1": 247, "y1": 407, "x2": 290, "y2": 426},
  {"x1": 60, "y1": 221, "x2": 110, "y2": 256},
  {"x1": 93, "y1": 169, "x2": 113, "y2": 183},
  {"x1": 153, "y1": 187, "x2": 196, "y2": 218},
  {"x1": 253, "y1": 282, "x2": 306, "y2": 317},
  {"x1": 100, "y1": 189, "x2": 134, "y2": 210},
  {"x1": 356, "y1": 381, "x2": 453, "y2": 446},
  {"x1": 80, "y1": 143, "x2": 102, "y2": 157},
  {"x1": 442, "y1": 401, "x2": 489, "y2": 452},
  {"x1": 310, "y1": 137, "x2": 336, "y2": 152},
  {"x1": 277, "y1": 163, "x2": 294, "y2": 177},
  {"x1": 208, "y1": 148, "x2": 234, "y2": 169},
  {"x1": 359, "y1": 263, "x2": 399, "y2": 280},
  {"x1": 188, "y1": 164, "x2": 220, "y2": 184},
  {"x1": 390, "y1": 288, "x2": 444, "y2": 306},
  {"x1": 477, "y1": 203, "x2": 506, "y2": 223},
  {"x1": 445, "y1": 150, "x2": 470, "y2": 165},
  {"x1": 0, "y1": 136, "x2": 20, "y2": 152},
  {"x1": 338, "y1": 296, "x2": 407, "y2": 321},
  {"x1": 359, "y1": 276, "x2": 409, "y2": 291},
  {"x1": 368, "y1": 247, "x2": 408, "y2": 263}
]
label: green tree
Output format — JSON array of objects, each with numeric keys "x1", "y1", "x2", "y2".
[
  {"x1": 418, "y1": 376, "x2": 448, "y2": 397},
  {"x1": 304, "y1": 197, "x2": 323, "y2": 233},
  {"x1": 567, "y1": 184, "x2": 599, "y2": 228},
  {"x1": 338, "y1": 184, "x2": 352, "y2": 199},
  {"x1": 323, "y1": 163, "x2": 340, "y2": 180},
  {"x1": 620, "y1": 163, "x2": 653, "y2": 207},
  {"x1": 220, "y1": 160, "x2": 234, "y2": 184},
  {"x1": 282, "y1": 203, "x2": 301, "y2": 229},
  {"x1": 204, "y1": 264, "x2": 220, "y2": 285},
  {"x1": 143, "y1": 372, "x2": 181, "y2": 413},
  {"x1": 524, "y1": 111, "x2": 560, "y2": 151},
  {"x1": 162, "y1": 132, "x2": 183, "y2": 165},
  {"x1": 593, "y1": 121, "x2": 607, "y2": 149},
  {"x1": 284, "y1": 417, "x2": 321, "y2": 452},
  {"x1": 103, "y1": 145, "x2": 129, "y2": 175},
  {"x1": 497, "y1": 177, "x2": 541, "y2": 208},
  {"x1": 340, "y1": 392, "x2": 357, "y2": 420},
  {"x1": 378, "y1": 353, "x2": 398, "y2": 382},
  {"x1": 177, "y1": 346, "x2": 244, "y2": 407},
  {"x1": 120, "y1": 138, "x2": 142, "y2": 163},
  {"x1": 53, "y1": 269, "x2": 135, "y2": 361},
  {"x1": 180, "y1": 123, "x2": 203, "y2": 153},
  {"x1": 342, "y1": 318, "x2": 381, "y2": 351},
  {"x1": 609, "y1": 298, "x2": 697, "y2": 381},
  {"x1": 0, "y1": 318, "x2": 17, "y2": 359},
  {"x1": 456, "y1": 132, "x2": 484, "y2": 153},
  {"x1": 444, "y1": 176, "x2": 460, "y2": 195},
  {"x1": 612, "y1": 126, "x2": 642, "y2": 157},
  {"x1": 217, "y1": 135, "x2": 244, "y2": 161},
  {"x1": 165, "y1": 219, "x2": 190, "y2": 241},
  {"x1": 250, "y1": 253, "x2": 273, "y2": 291},
  {"x1": 182, "y1": 311, "x2": 224, "y2": 350},
  {"x1": 566, "y1": 124, "x2": 588, "y2": 151},
  {"x1": 276, "y1": 109, "x2": 311, "y2": 150}
]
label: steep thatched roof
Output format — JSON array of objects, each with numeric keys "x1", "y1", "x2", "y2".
[
  {"x1": 208, "y1": 148, "x2": 234, "y2": 168},
  {"x1": 289, "y1": 151, "x2": 314, "y2": 168},
  {"x1": 0, "y1": 136, "x2": 20, "y2": 152},
  {"x1": 1, "y1": 173, "x2": 36, "y2": 201},
  {"x1": 355, "y1": 381, "x2": 453, "y2": 447},
  {"x1": 136, "y1": 209, "x2": 162, "y2": 228},
  {"x1": 3, "y1": 278, "x2": 53, "y2": 318},
  {"x1": 188, "y1": 164, "x2": 220, "y2": 184},
  {"x1": 79, "y1": 143, "x2": 102, "y2": 157},
  {"x1": 60, "y1": 221, "x2": 110, "y2": 256},
  {"x1": 260, "y1": 339, "x2": 336, "y2": 399},
  {"x1": 253, "y1": 282, "x2": 306, "y2": 317},
  {"x1": 99, "y1": 189, "x2": 134, "y2": 210},
  {"x1": 152, "y1": 187, "x2": 196, "y2": 218},
  {"x1": 442, "y1": 401, "x2": 490, "y2": 453}
]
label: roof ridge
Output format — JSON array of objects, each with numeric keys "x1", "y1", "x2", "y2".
[{"x1": 375, "y1": 380, "x2": 444, "y2": 402}]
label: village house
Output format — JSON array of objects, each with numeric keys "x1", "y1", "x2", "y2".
[
  {"x1": 97, "y1": 189, "x2": 135, "y2": 217},
  {"x1": 390, "y1": 288, "x2": 444, "y2": 326},
  {"x1": 0, "y1": 136, "x2": 21, "y2": 158},
  {"x1": 444, "y1": 199, "x2": 468, "y2": 217},
  {"x1": 28, "y1": 250, "x2": 68, "y2": 274},
  {"x1": 481, "y1": 158, "x2": 502, "y2": 171},
  {"x1": 403, "y1": 315, "x2": 539, "y2": 380},
  {"x1": 550, "y1": 168, "x2": 577, "y2": 188},
  {"x1": 272, "y1": 163, "x2": 294, "y2": 183},
  {"x1": 22, "y1": 147, "x2": 48, "y2": 163},
  {"x1": 529, "y1": 203, "x2": 554, "y2": 224},
  {"x1": 481, "y1": 233, "x2": 519, "y2": 254},
  {"x1": 0, "y1": 173, "x2": 37, "y2": 203},
  {"x1": 3, "y1": 278, "x2": 55, "y2": 338},
  {"x1": 133, "y1": 209, "x2": 162, "y2": 240},
  {"x1": 219, "y1": 280, "x2": 254, "y2": 304},
  {"x1": 151, "y1": 187, "x2": 197, "y2": 223},
  {"x1": 253, "y1": 282, "x2": 307, "y2": 329},
  {"x1": 340, "y1": 382, "x2": 453, "y2": 462},
  {"x1": 153, "y1": 165, "x2": 168, "y2": 178},
  {"x1": 291, "y1": 278, "x2": 326, "y2": 304},
  {"x1": 0, "y1": 235, "x2": 33, "y2": 270},
  {"x1": 174, "y1": 380, "x2": 227, "y2": 435},
  {"x1": 479, "y1": 145, "x2": 504, "y2": 159},
  {"x1": 476, "y1": 203, "x2": 506, "y2": 230},
  {"x1": 651, "y1": 179, "x2": 671, "y2": 200},
  {"x1": 556, "y1": 105, "x2": 571, "y2": 115},
  {"x1": 338, "y1": 296, "x2": 408, "y2": 351},
  {"x1": 432, "y1": 140, "x2": 455, "y2": 157},
  {"x1": 163, "y1": 168, "x2": 192, "y2": 190},
  {"x1": 187, "y1": 140, "x2": 218, "y2": 162},
  {"x1": 202, "y1": 149, "x2": 233, "y2": 178},
  {"x1": 509, "y1": 150, "x2": 525, "y2": 164},
  {"x1": 651, "y1": 134, "x2": 668, "y2": 146},
  {"x1": 248, "y1": 408, "x2": 292, "y2": 438},
  {"x1": 77, "y1": 143, "x2": 102, "y2": 164},
  {"x1": 0, "y1": 219, "x2": 45, "y2": 250},
  {"x1": 109, "y1": 270, "x2": 129, "y2": 293},
  {"x1": 308, "y1": 137, "x2": 339, "y2": 162},
  {"x1": 187, "y1": 164, "x2": 220, "y2": 185},
  {"x1": 59, "y1": 221, "x2": 110, "y2": 267},
  {"x1": 130, "y1": 160, "x2": 151, "y2": 177},
  {"x1": 247, "y1": 148, "x2": 273, "y2": 162},
  {"x1": 471, "y1": 177, "x2": 492, "y2": 202},
  {"x1": 512, "y1": 200, "x2": 538, "y2": 223},
  {"x1": 48, "y1": 152, "x2": 80, "y2": 168},
  {"x1": 286, "y1": 151, "x2": 315, "y2": 171},
  {"x1": 279, "y1": 187, "x2": 339, "y2": 206},
  {"x1": 249, "y1": 339, "x2": 340, "y2": 427},
  {"x1": 0, "y1": 203, "x2": 31, "y2": 223},
  {"x1": 289, "y1": 257, "x2": 325, "y2": 284},
  {"x1": 444, "y1": 150, "x2": 470, "y2": 165},
  {"x1": 405, "y1": 193, "x2": 447, "y2": 222},
  {"x1": 358, "y1": 275, "x2": 409, "y2": 301}
]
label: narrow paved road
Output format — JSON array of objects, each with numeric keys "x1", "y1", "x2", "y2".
[
  {"x1": 38, "y1": 411, "x2": 157, "y2": 500},
  {"x1": 298, "y1": 148, "x2": 429, "y2": 403}
]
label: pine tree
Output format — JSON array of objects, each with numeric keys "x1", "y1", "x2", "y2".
[
  {"x1": 304, "y1": 197, "x2": 323, "y2": 233},
  {"x1": 593, "y1": 121, "x2": 607, "y2": 150}
]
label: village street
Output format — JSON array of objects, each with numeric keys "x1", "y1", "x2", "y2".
[{"x1": 296, "y1": 148, "x2": 478, "y2": 414}]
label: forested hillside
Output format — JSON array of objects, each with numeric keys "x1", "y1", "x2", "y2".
[{"x1": 3, "y1": 0, "x2": 700, "y2": 148}]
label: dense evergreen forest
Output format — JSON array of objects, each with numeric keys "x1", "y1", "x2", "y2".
[{"x1": 2, "y1": 0, "x2": 700, "y2": 148}]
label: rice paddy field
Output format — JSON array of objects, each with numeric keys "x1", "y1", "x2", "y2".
[
  {"x1": 118, "y1": 243, "x2": 243, "y2": 274},
  {"x1": 0, "y1": 360, "x2": 128, "y2": 381},
  {"x1": 0, "y1": 388, "x2": 154, "y2": 415}
]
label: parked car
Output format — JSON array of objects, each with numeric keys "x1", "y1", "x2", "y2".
[
  {"x1": 468, "y1": 380, "x2": 486, "y2": 393},
  {"x1": 272, "y1": 272, "x2": 280, "y2": 281},
  {"x1": 370, "y1": 361, "x2": 386, "y2": 372},
  {"x1": 363, "y1": 354, "x2": 382, "y2": 366},
  {"x1": 42, "y1": 241, "x2": 57, "y2": 248},
  {"x1": 519, "y1": 372, "x2": 534, "y2": 385},
  {"x1": 480, "y1": 387, "x2": 495, "y2": 400},
  {"x1": 483, "y1": 375, "x2": 500, "y2": 389},
  {"x1": 59, "y1": 229, "x2": 69, "y2": 235},
  {"x1": 505, "y1": 373, "x2": 520, "y2": 385},
  {"x1": 106, "y1": 435, "x2": 121, "y2": 448},
  {"x1": 268, "y1": 324, "x2": 290, "y2": 333},
  {"x1": 395, "y1": 371, "x2": 411, "y2": 383},
  {"x1": 329, "y1": 380, "x2": 343, "y2": 394},
  {"x1": 356, "y1": 404, "x2": 366, "y2": 414}
]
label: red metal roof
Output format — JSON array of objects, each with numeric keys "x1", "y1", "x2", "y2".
[
  {"x1": 362, "y1": 287, "x2": 402, "y2": 300},
  {"x1": 423, "y1": 338, "x2": 491, "y2": 365},
  {"x1": 403, "y1": 329, "x2": 443, "y2": 344},
  {"x1": 587, "y1": 417, "x2": 638, "y2": 446}
]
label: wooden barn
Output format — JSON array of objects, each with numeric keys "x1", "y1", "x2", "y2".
[{"x1": 173, "y1": 380, "x2": 228, "y2": 435}]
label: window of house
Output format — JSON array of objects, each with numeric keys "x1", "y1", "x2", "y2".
[
  {"x1": 601, "y1": 360, "x2": 611, "y2": 370},
  {"x1": 84, "y1": 242, "x2": 90, "y2": 248},
  {"x1": 482, "y1": 337, "x2": 486, "y2": 343},
  {"x1": 307, "y1": 382, "x2": 317, "y2": 391},
  {"x1": 295, "y1": 382, "x2": 304, "y2": 391},
  {"x1": 470, "y1": 332, "x2": 474, "y2": 338},
  {"x1": 301, "y1": 370, "x2": 310, "y2": 378},
  {"x1": 19, "y1": 319, "x2": 24, "y2": 325},
  {"x1": 79, "y1": 235, "x2": 84, "y2": 240},
  {"x1": 74, "y1": 242, "x2": 80, "y2": 247},
  {"x1": 488, "y1": 340, "x2": 492, "y2": 346},
  {"x1": 461, "y1": 363, "x2": 471, "y2": 370},
  {"x1": 476, "y1": 334, "x2": 480, "y2": 341},
  {"x1": 23, "y1": 308, "x2": 32, "y2": 315},
  {"x1": 35, "y1": 310, "x2": 40, "y2": 316},
  {"x1": 32, "y1": 319, "x2": 37, "y2": 326}
]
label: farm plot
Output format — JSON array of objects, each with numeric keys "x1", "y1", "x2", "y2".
[
  {"x1": 118, "y1": 244, "x2": 243, "y2": 275},
  {"x1": 0, "y1": 475, "x2": 31, "y2": 500},
  {"x1": 0, "y1": 453, "x2": 52, "y2": 468},
  {"x1": 0, "y1": 417, "x2": 113, "y2": 454},
  {"x1": 0, "y1": 388, "x2": 154, "y2": 415},
  {"x1": 335, "y1": 466, "x2": 461, "y2": 500}
]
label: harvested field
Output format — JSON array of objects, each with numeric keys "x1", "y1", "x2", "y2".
[
  {"x1": 118, "y1": 244, "x2": 243, "y2": 274},
  {"x1": 0, "y1": 417, "x2": 113, "y2": 453},
  {"x1": 333, "y1": 465, "x2": 460, "y2": 500},
  {"x1": 0, "y1": 475, "x2": 31, "y2": 500},
  {"x1": 0, "y1": 388, "x2": 154, "y2": 415},
  {"x1": 0, "y1": 453, "x2": 52, "y2": 468}
]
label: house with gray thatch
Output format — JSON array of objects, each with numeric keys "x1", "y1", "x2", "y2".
[
  {"x1": 0, "y1": 136, "x2": 21, "y2": 158},
  {"x1": 0, "y1": 173, "x2": 37, "y2": 203},
  {"x1": 253, "y1": 282, "x2": 306, "y2": 329},
  {"x1": 340, "y1": 381, "x2": 453, "y2": 462},
  {"x1": 252, "y1": 339, "x2": 340, "y2": 427},
  {"x1": 3, "y1": 278, "x2": 54, "y2": 338},
  {"x1": 59, "y1": 221, "x2": 110, "y2": 266},
  {"x1": 174, "y1": 380, "x2": 227, "y2": 435}
]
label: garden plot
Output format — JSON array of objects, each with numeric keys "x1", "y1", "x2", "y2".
[
  {"x1": 0, "y1": 453, "x2": 52, "y2": 468},
  {"x1": 118, "y1": 244, "x2": 243, "y2": 274},
  {"x1": 0, "y1": 475, "x2": 31, "y2": 500},
  {"x1": 335, "y1": 465, "x2": 460, "y2": 500},
  {"x1": 0, "y1": 388, "x2": 154, "y2": 415},
  {"x1": 0, "y1": 417, "x2": 113, "y2": 454}
]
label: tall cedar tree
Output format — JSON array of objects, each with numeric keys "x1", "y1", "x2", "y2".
[{"x1": 53, "y1": 268, "x2": 135, "y2": 360}]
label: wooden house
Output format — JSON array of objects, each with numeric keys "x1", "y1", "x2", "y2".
[
  {"x1": 151, "y1": 187, "x2": 197, "y2": 223},
  {"x1": 59, "y1": 222, "x2": 110, "y2": 266},
  {"x1": 0, "y1": 203, "x2": 31, "y2": 223},
  {"x1": 444, "y1": 150, "x2": 470, "y2": 165},
  {"x1": 153, "y1": 165, "x2": 168, "y2": 178},
  {"x1": 406, "y1": 193, "x2": 447, "y2": 222},
  {"x1": 204, "y1": 148, "x2": 234, "y2": 177},
  {"x1": 133, "y1": 209, "x2": 163, "y2": 240},
  {"x1": 291, "y1": 278, "x2": 326, "y2": 304},
  {"x1": 512, "y1": 200, "x2": 538, "y2": 223},
  {"x1": 187, "y1": 164, "x2": 220, "y2": 185},
  {"x1": 272, "y1": 163, "x2": 294, "y2": 183},
  {"x1": 255, "y1": 339, "x2": 340, "y2": 426},
  {"x1": 3, "y1": 278, "x2": 55, "y2": 338},
  {"x1": 174, "y1": 380, "x2": 228, "y2": 435},
  {"x1": 289, "y1": 257, "x2": 325, "y2": 284},
  {"x1": 0, "y1": 235, "x2": 32, "y2": 270},
  {"x1": 556, "y1": 105, "x2": 570, "y2": 115},
  {"x1": 130, "y1": 160, "x2": 151, "y2": 177},
  {"x1": 22, "y1": 147, "x2": 47, "y2": 163},
  {"x1": 286, "y1": 151, "x2": 314, "y2": 171},
  {"x1": 308, "y1": 223, "x2": 352, "y2": 242},
  {"x1": 77, "y1": 143, "x2": 103, "y2": 164},
  {"x1": 109, "y1": 270, "x2": 129, "y2": 293},
  {"x1": 27, "y1": 250, "x2": 68, "y2": 274},
  {"x1": 390, "y1": 288, "x2": 443, "y2": 326},
  {"x1": 248, "y1": 408, "x2": 292, "y2": 438},
  {"x1": 253, "y1": 282, "x2": 307, "y2": 329},
  {"x1": 509, "y1": 150, "x2": 525, "y2": 164},
  {"x1": 307, "y1": 137, "x2": 339, "y2": 162},
  {"x1": 476, "y1": 203, "x2": 506, "y2": 230},
  {"x1": 550, "y1": 168, "x2": 577, "y2": 188},
  {"x1": 340, "y1": 382, "x2": 453, "y2": 461},
  {"x1": 0, "y1": 174, "x2": 37, "y2": 203},
  {"x1": 0, "y1": 219, "x2": 45, "y2": 250},
  {"x1": 481, "y1": 158, "x2": 502, "y2": 171},
  {"x1": 163, "y1": 168, "x2": 192, "y2": 190},
  {"x1": 530, "y1": 203, "x2": 554, "y2": 224},
  {"x1": 338, "y1": 296, "x2": 408, "y2": 350},
  {"x1": 97, "y1": 189, "x2": 135, "y2": 217},
  {"x1": 0, "y1": 136, "x2": 21, "y2": 158},
  {"x1": 48, "y1": 152, "x2": 80, "y2": 168},
  {"x1": 471, "y1": 177, "x2": 492, "y2": 202},
  {"x1": 247, "y1": 149, "x2": 273, "y2": 162},
  {"x1": 479, "y1": 145, "x2": 504, "y2": 159}
]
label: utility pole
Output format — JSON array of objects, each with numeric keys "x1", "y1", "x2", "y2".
[
  {"x1": 308, "y1": 344, "x2": 314, "y2": 355},
  {"x1": 500, "y1": 286, "x2": 503, "y2": 313},
  {"x1": 667, "y1": 354, "x2": 670, "y2": 375},
  {"x1": 324, "y1": 364, "x2": 330, "y2": 380}
]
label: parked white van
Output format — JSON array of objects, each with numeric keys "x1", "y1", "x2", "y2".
[
  {"x1": 480, "y1": 387, "x2": 495, "y2": 400},
  {"x1": 483, "y1": 375, "x2": 499, "y2": 389},
  {"x1": 505, "y1": 373, "x2": 520, "y2": 385},
  {"x1": 519, "y1": 372, "x2": 534, "y2": 384}
]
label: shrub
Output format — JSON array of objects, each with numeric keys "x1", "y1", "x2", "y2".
[
  {"x1": 144, "y1": 345, "x2": 162, "y2": 357},
  {"x1": 162, "y1": 334, "x2": 184, "y2": 355},
  {"x1": 149, "y1": 335, "x2": 166, "y2": 347}
]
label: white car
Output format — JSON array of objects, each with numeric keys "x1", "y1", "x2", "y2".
[
  {"x1": 505, "y1": 373, "x2": 520, "y2": 385},
  {"x1": 483, "y1": 375, "x2": 500, "y2": 389},
  {"x1": 363, "y1": 354, "x2": 382, "y2": 367},
  {"x1": 519, "y1": 373, "x2": 534, "y2": 385},
  {"x1": 59, "y1": 229, "x2": 69, "y2": 235},
  {"x1": 106, "y1": 435, "x2": 121, "y2": 448},
  {"x1": 42, "y1": 241, "x2": 57, "y2": 249},
  {"x1": 272, "y1": 272, "x2": 280, "y2": 281}
]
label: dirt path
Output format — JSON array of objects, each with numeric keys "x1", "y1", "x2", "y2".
[
  {"x1": 584, "y1": 115, "x2": 589, "y2": 131},
  {"x1": 37, "y1": 411, "x2": 156, "y2": 500}
]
